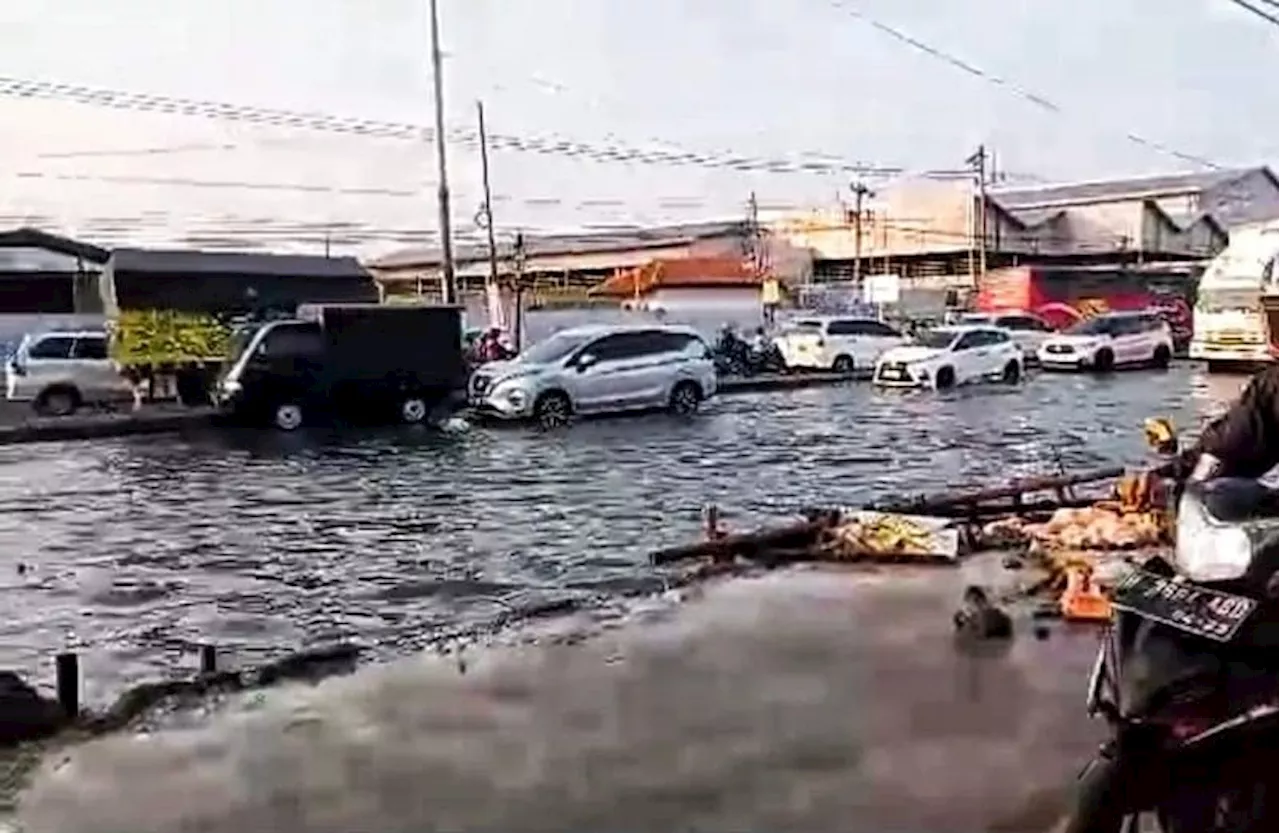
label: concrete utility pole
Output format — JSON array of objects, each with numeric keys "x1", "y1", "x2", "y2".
[
  {"x1": 476, "y1": 99, "x2": 500, "y2": 291},
  {"x1": 428, "y1": 0, "x2": 458, "y2": 305},
  {"x1": 849, "y1": 181, "x2": 874, "y2": 291}
]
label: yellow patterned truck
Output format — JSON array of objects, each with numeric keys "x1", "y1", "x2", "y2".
[{"x1": 100, "y1": 248, "x2": 378, "y2": 404}]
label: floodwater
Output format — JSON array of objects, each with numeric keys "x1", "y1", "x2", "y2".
[{"x1": 0, "y1": 364, "x2": 1248, "y2": 705}]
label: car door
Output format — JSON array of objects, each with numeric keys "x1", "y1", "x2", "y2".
[
  {"x1": 565, "y1": 333, "x2": 637, "y2": 413},
  {"x1": 69, "y1": 334, "x2": 125, "y2": 402},
  {"x1": 16, "y1": 334, "x2": 78, "y2": 400},
  {"x1": 1108, "y1": 317, "x2": 1145, "y2": 365},
  {"x1": 949, "y1": 331, "x2": 986, "y2": 382},
  {"x1": 622, "y1": 330, "x2": 685, "y2": 408},
  {"x1": 823, "y1": 319, "x2": 861, "y2": 368}
]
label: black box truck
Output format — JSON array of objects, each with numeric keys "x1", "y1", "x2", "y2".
[{"x1": 215, "y1": 304, "x2": 466, "y2": 430}]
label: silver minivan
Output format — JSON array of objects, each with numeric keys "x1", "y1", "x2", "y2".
[
  {"x1": 5, "y1": 329, "x2": 134, "y2": 416},
  {"x1": 468, "y1": 324, "x2": 718, "y2": 429}
]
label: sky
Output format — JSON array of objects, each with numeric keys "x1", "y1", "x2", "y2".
[{"x1": 0, "y1": 0, "x2": 1276, "y2": 258}]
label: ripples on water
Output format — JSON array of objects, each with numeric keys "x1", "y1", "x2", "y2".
[{"x1": 0, "y1": 365, "x2": 1247, "y2": 701}]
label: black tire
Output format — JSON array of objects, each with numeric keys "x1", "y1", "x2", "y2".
[
  {"x1": 934, "y1": 366, "x2": 956, "y2": 390},
  {"x1": 1062, "y1": 756, "x2": 1137, "y2": 833},
  {"x1": 1092, "y1": 349, "x2": 1115, "y2": 373},
  {"x1": 1001, "y1": 361, "x2": 1022, "y2": 384},
  {"x1": 34, "y1": 386, "x2": 81, "y2": 417},
  {"x1": 831, "y1": 354, "x2": 855, "y2": 375},
  {"x1": 668, "y1": 381, "x2": 702, "y2": 416},
  {"x1": 532, "y1": 391, "x2": 572, "y2": 430},
  {"x1": 1151, "y1": 345, "x2": 1171, "y2": 369},
  {"x1": 272, "y1": 402, "x2": 305, "y2": 431},
  {"x1": 399, "y1": 396, "x2": 429, "y2": 424}
]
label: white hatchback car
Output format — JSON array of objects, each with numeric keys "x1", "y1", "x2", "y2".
[
  {"x1": 5, "y1": 329, "x2": 133, "y2": 416},
  {"x1": 956, "y1": 311, "x2": 1055, "y2": 363},
  {"x1": 774, "y1": 316, "x2": 908, "y2": 373},
  {"x1": 873, "y1": 325, "x2": 1025, "y2": 389},
  {"x1": 469, "y1": 324, "x2": 717, "y2": 429},
  {"x1": 1037, "y1": 311, "x2": 1174, "y2": 372}
]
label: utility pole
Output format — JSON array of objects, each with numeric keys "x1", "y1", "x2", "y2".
[
  {"x1": 745, "y1": 191, "x2": 762, "y2": 277},
  {"x1": 428, "y1": 0, "x2": 457, "y2": 305},
  {"x1": 849, "y1": 181, "x2": 874, "y2": 292},
  {"x1": 476, "y1": 100, "x2": 500, "y2": 291},
  {"x1": 512, "y1": 231, "x2": 526, "y2": 351},
  {"x1": 966, "y1": 145, "x2": 989, "y2": 282}
]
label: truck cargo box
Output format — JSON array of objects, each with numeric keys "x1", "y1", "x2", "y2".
[{"x1": 300, "y1": 303, "x2": 466, "y2": 388}]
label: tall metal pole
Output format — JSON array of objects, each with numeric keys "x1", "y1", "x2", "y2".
[
  {"x1": 429, "y1": 0, "x2": 458, "y2": 305},
  {"x1": 476, "y1": 100, "x2": 500, "y2": 290},
  {"x1": 850, "y1": 181, "x2": 873, "y2": 293}
]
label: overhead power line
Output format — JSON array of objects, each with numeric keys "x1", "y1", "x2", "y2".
[
  {"x1": 0, "y1": 75, "x2": 900, "y2": 178},
  {"x1": 1225, "y1": 0, "x2": 1279, "y2": 25},
  {"x1": 830, "y1": 1, "x2": 1225, "y2": 169}
]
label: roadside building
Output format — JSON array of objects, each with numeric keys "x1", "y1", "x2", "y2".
[
  {"x1": 590, "y1": 256, "x2": 763, "y2": 316},
  {"x1": 0, "y1": 227, "x2": 111, "y2": 355}
]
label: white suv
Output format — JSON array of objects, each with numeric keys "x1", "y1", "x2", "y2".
[
  {"x1": 774, "y1": 316, "x2": 908, "y2": 373},
  {"x1": 1037, "y1": 311, "x2": 1174, "y2": 372},
  {"x1": 5, "y1": 329, "x2": 133, "y2": 416},
  {"x1": 468, "y1": 324, "x2": 717, "y2": 429},
  {"x1": 956, "y1": 311, "x2": 1054, "y2": 362}
]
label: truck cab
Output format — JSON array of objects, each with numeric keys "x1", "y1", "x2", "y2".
[{"x1": 217, "y1": 304, "x2": 466, "y2": 430}]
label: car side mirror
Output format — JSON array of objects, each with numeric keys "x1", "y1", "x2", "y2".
[{"x1": 575, "y1": 353, "x2": 597, "y2": 371}]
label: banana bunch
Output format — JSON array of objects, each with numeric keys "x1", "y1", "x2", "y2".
[
  {"x1": 111, "y1": 309, "x2": 234, "y2": 367},
  {"x1": 833, "y1": 513, "x2": 936, "y2": 558}
]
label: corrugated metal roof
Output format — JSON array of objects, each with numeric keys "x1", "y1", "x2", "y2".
[
  {"x1": 108, "y1": 248, "x2": 369, "y2": 279},
  {"x1": 370, "y1": 219, "x2": 747, "y2": 269},
  {"x1": 990, "y1": 167, "x2": 1272, "y2": 209},
  {"x1": 594, "y1": 256, "x2": 758, "y2": 297}
]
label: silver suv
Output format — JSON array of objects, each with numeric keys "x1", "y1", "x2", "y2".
[
  {"x1": 469, "y1": 324, "x2": 718, "y2": 428},
  {"x1": 5, "y1": 329, "x2": 133, "y2": 416}
]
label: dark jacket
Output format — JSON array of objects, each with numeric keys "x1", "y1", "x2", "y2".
[{"x1": 1189, "y1": 364, "x2": 1278, "y2": 480}]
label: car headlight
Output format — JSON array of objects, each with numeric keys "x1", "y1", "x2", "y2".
[{"x1": 1173, "y1": 490, "x2": 1254, "y2": 582}]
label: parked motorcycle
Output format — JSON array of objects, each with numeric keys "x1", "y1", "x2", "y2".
[
  {"x1": 712, "y1": 333, "x2": 787, "y2": 377},
  {"x1": 1064, "y1": 423, "x2": 1278, "y2": 832}
]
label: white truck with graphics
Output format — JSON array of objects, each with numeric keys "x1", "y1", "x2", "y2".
[{"x1": 1190, "y1": 219, "x2": 1278, "y2": 372}]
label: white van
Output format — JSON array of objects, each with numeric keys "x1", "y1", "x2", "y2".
[{"x1": 774, "y1": 316, "x2": 908, "y2": 373}]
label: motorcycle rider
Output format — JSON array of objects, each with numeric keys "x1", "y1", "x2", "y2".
[
  {"x1": 1184, "y1": 363, "x2": 1278, "y2": 482},
  {"x1": 749, "y1": 326, "x2": 770, "y2": 354}
]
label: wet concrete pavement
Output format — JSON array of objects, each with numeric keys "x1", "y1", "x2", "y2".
[{"x1": 17, "y1": 558, "x2": 1107, "y2": 833}]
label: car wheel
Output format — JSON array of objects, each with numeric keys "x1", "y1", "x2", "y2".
[
  {"x1": 273, "y1": 402, "x2": 304, "y2": 431},
  {"x1": 1092, "y1": 348, "x2": 1115, "y2": 373},
  {"x1": 34, "y1": 386, "x2": 81, "y2": 417},
  {"x1": 532, "y1": 391, "x2": 572, "y2": 430},
  {"x1": 668, "y1": 381, "x2": 702, "y2": 416},
  {"x1": 831, "y1": 354, "x2": 855, "y2": 375},
  {"x1": 1001, "y1": 361, "x2": 1022, "y2": 384},
  {"x1": 1150, "y1": 345, "x2": 1171, "y2": 369},
  {"x1": 934, "y1": 366, "x2": 956, "y2": 390},
  {"x1": 400, "y1": 396, "x2": 428, "y2": 424}
]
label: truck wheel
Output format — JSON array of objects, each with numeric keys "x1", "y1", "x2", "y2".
[
  {"x1": 533, "y1": 391, "x2": 572, "y2": 430},
  {"x1": 399, "y1": 396, "x2": 428, "y2": 424},
  {"x1": 1092, "y1": 349, "x2": 1115, "y2": 373},
  {"x1": 35, "y1": 386, "x2": 81, "y2": 417},
  {"x1": 272, "y1": 402, "x2": 304, "y2": 431},
  {"x1": 934, "y1": 366, "x2": 956, "y2": 390}
]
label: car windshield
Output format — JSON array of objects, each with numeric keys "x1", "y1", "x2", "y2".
[
  {"x1": 914, "y1": 329, "x2": 957, "y2": 350},
  {"x1": 1065, "y1": 317, "x2": 1117, "y2": 336},
  {"x1": 1198, "y1": 288, "x2": 1265, "y2": 314},
  {"x1": 958, "y1": 313, "x2": 995, "y2": 325},
  {"x1": 784, "y1": 320, "x2": 824, "y2": 335},
  {"x1": 518, "y1": 331, "x2": 593, "y2": 364}
]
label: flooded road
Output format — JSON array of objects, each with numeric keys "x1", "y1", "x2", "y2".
[{"x1": 0, "y1": 365, "x2": 1247, "y2": 704}]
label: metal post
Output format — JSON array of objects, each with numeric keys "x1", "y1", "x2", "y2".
[
  {"x1": 55, "y1": 651, "x2": 80, "y2": 718},
  {"x1": 428, "y1": 0, "x2": 458, "y2": 305},
  {"x1": 476, "y1": 100, "x2": 501, "y2": 293},
  {"x1": 513, "y1": 232, "x2": 526, "y2": 351},
  {"x1": 850, "y1": 181, "x2": 873, "y2": 296}
]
